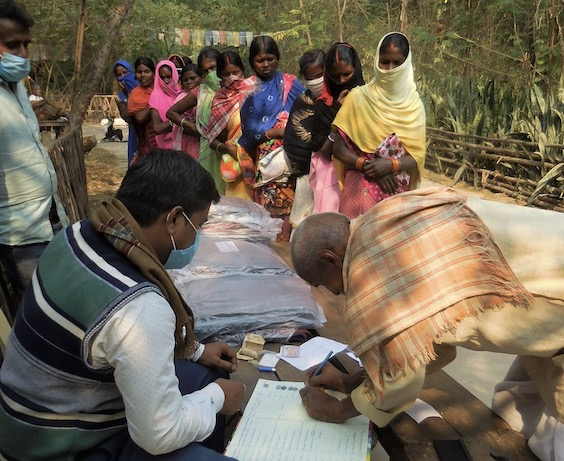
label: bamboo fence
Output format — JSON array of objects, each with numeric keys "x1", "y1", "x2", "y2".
[
  {"x1": 52, "y1": 94, "x2": 120, "y2": 121},
  {"x1": 426, "y1": 127, "x2": 564, "y2": 212},
  {"x1": 48, "y1": 126, "x2": 90, "y2": 222}
]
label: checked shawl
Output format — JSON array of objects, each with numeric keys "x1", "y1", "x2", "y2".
[
  {"x1": 90, "y1": 199, "x2": 197, "y2": 358},
  {"x1": 342, "y1": 187, "x2": 533, "y2": 394}
]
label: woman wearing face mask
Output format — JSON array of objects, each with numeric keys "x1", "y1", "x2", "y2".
[
  {"x1": 149, "y1": 60, "x2": 181, "y2": 149},
  {"x1": 194, "y1": 47, "x2": 224, "y2": 194},
  {"x1": 167, "y1": 48, "x2": 222, "y2": 189},
  {"x1": 282, "y1": 49, "x2": 326, "y2": 229},
  {"x1": 238, "y1": 35, "x2": 305, "y2": 242},
  {"x1": 332, "y1": 32, "x2": 426, "y2": 219},
  {"x1": 128, "y1": 57, "x2": 157, "y2": 161},
  {"x1": 203, "y1": 51, "x2": 251, "y2": 200},
  {"x1": 310, "y1": 43, "x2": 365, "y2": 214},
  {"x1": 169, "y1": 63, "x2": 202, "y2": 159},
  {"x1": 113, "y1": 60, "x2": 139, "y2": 165}
]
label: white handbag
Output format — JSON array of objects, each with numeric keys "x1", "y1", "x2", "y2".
[{"x1": 258, "y1": 146, "x2": 292, "y2": 182}]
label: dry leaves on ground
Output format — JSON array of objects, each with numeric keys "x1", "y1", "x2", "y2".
[{"x1": 85, "y1": 146, "x2": 124, "y2": 210}]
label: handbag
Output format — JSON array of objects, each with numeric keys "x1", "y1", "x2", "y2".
[{"x1": 258, "y1": 146, "x2": 292, "y2": 183}]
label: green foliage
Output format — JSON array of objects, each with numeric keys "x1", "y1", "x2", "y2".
[{"x1": 21, "y1": 0, "x2": 564, "y2": 147}]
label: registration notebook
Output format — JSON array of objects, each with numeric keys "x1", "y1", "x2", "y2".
[{"x1": 224, "y1": 379, "x2": 371, "y2": 461}]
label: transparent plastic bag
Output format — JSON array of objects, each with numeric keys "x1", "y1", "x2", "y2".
[
  {"x1": 203, "y1": 196, "x2": 283, "y2": 245},
  {"x1": 169, "y1": 237, "x2": 326, "y2": 345}
]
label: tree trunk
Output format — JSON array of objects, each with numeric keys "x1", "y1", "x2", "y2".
[
  {"x1": 336, "y1": 0, "x2": 348, "y2": 43},
  {"x1": 71, "y1": 0, "x2": 86, "y2": 101},
  {"x1": 299, "y1": 0, "x2": 313, "y2": 47},
  {"x1": 400, "y1": 0, "x2": 408, "y2": 33},
  {"x1": 69, "y1": 0, "x2": 136, "y2": 128}
]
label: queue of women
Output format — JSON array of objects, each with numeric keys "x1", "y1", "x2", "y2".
[{"x1": 112, "y1": 32, "x2": 426, "y2": 242}]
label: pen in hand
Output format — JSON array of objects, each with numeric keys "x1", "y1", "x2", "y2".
[{"x1": 312, "y1": 350, "x2": 333, "y2": 377}]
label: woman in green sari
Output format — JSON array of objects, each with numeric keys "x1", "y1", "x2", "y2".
[
  {"x1": 167, "y1": 47, "x2": 224, "y2": 193},
  {"x1": 194, "y1": 47, "x2": 224, "y2": 194}
]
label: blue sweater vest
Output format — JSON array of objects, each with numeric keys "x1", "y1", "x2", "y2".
[{"x1": 0, "y1": 220, "x2": 162, "y2": 460}]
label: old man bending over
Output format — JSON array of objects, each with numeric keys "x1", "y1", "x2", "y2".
[{"x1": 291, "y1": 187, "x2": 564, "y2": 461}]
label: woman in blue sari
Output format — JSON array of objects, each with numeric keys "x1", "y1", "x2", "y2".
[
  {"x1": 239, "y1": 36, "x2": 305, "y2": 241},
  {"x1": 113, "y1": 60, "x2": 139, "y2": 166}
]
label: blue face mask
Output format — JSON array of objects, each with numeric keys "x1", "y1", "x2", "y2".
[
  {"x1": 164, "y1": 212, "x2": 201, "y2": 270},
  {"x1": 0, "y1": 52, "x2": 31, "y2": 83}
]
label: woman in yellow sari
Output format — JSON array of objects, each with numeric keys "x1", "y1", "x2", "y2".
[
  {"x1": 332, "y1": 32, "x2": 426, "y2": 219},
  {"x1": 204, "y1": 51, "x2": 251, "y2": 200}
]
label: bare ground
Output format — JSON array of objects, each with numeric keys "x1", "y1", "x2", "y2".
[
  {"x1": 84, "y1": 147, "x2": 527, "y2": 211},
  {"x1": 85, "y1": 146, "x2": 124, "y2": 210}
]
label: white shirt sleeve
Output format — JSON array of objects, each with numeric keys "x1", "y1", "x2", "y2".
[{"x1": 90, "y1": 291, "x2": 225, "y2": 455}]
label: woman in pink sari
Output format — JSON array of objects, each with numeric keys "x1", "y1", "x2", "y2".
[{"x1": 149, "y1": 60, "x2": 180, "y2": 149}]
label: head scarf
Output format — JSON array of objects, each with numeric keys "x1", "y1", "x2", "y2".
[
  {"x1": 149, "y1": 60, "x2": 181, "y2": 149},
  {"x1": 168, "y1": 53, "x2": 185, "y2": 74},
  {"x1": 333, "y1": 32, "x2": 426, "y2": 186},
  {"x1": 195, "y1": 70, "x2": 221, "y2": 136},
  {"x1": 317, "y1": 43, "x2": 365, "y2": 108},
  {"x1": 149, "y1": 60, "x2": 181, "y2": 121},
  {"x1": 204, "y1": 75, "x2": 245, "y2": 143},
  {"x1": 311, "y1": 43, "x2": 364, "y2": 151},
  {"x1": 113, "y1": 60, "x2": 138, "y2": 103},
  {"x1": 195, "y1": 71, "x2": 225, "y2": 193},
  {"x1": 204, "y1": 76, "x2": 254, "y2": 143}
]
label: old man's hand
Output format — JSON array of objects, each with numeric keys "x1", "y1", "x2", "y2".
[
  {"x1": 305, "y1": 361, "x2": 347, "y2": 393},
  {"x1": 299, "y1": 386, "x2": 358, "y2": 423}
]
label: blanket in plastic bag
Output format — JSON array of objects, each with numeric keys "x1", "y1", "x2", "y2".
[
  {"x1": 169, "y1": 237, "x2": 326, "y2": 345},
  {"x1": 203, "y1": 196, "x2": 283, "y2": 245}
]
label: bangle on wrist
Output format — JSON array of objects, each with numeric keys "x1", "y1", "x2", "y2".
[
  {"x1": 390, "y1": 158, "x2": 400, "y2": 173},
  {"x1": 264, "y1": 131, "x2": 271, "y2": 140},
  {"x1": 328, "y1": 132, "x2": 335, "y2": 143},
  {"x1": 355, "y1": 156, "x2": 366, "y2": 172},
  {"x1": 215, "y1": 142, "x2": 224, "y2": 153},
  {"x1": 180, "y1": 117, "x2": 188, "y2": 128}
]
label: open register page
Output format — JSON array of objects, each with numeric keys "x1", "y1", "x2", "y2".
[{"x1": 224, "y1": 379, "x2": 371, "y2": 461}]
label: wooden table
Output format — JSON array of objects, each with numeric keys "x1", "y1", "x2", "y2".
[{"x1": 227, "y1": 242, "x2": 538, "y2": 460}]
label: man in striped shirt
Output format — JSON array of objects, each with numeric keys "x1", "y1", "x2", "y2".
[{"x1": 0, "y1": 150, "x2": 245, "y2": 460}]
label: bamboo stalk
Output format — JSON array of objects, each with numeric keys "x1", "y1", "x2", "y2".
[
  {"x1": 429, "y1": 146, "x2": 557, "y2": 169},
  {"x1": 427, "y1": 127, "x2": 564, "y2": 151},
  {"x1": 425, "y1": 162, "x2": 563, "y2": 211},
  {"x1": 486, "y1": 180, "x2": 563, "y2": 204},
  {"x1": 484, "y1": 183, "x2": 564, "y2": 211},
  {"x1": 430, "y1": 158, "x2": 563, "y2": 196},
  {"x1": 428, "y1": 136, "x2": 563, "y2": 164}
]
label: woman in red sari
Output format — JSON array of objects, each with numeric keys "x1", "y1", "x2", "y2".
[{"x1": 127, "y1": 57, "x2": 157, "y2": 161}]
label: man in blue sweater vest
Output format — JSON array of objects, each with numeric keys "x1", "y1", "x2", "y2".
[{"x1": 0, "y1": 149, "x2": 245, "y2": 460}]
